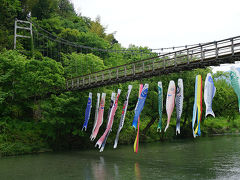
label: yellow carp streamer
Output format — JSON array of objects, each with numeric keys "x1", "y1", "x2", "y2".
[{"x1": 192, "y1": 75, "x2": 203, "y2": 138}]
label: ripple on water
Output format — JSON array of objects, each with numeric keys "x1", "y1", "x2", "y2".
[{"x1": 0, "y1": 135, "x2": 240, "y2": 180}]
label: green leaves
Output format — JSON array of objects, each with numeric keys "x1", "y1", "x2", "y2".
[
  {"x1": 23, "y1": 57, "x2": 65, "y2": 96},
  {"x1": 0, "y1": 50, "x2": 65, "y2": 100},
  {"x1": 62, "y1": 52, "x2": 105, "y2": 78}
]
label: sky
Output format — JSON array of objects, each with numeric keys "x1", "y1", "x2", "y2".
[{"x1": 71, "y1": 0, "x2": 240, "y2": 71}]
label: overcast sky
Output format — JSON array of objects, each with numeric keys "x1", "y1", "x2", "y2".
[{"x1": 71, "y1": 0, "x2": 240, "y2": 71}]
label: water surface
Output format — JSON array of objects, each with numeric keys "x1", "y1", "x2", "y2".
[{"x1": 1, "y1": 135, "x2": 240, "y2": 180}]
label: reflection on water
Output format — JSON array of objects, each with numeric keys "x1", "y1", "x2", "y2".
[
  {"x1": 0, "y1": 135, "x2": 240, "y2": 179},
  {"x1": 91, "y1": 156, "x2": 107, "y2": 180},
  {"x1": 114, "y1": 163, "x2": 119, "y2": 179},
  {"x1": 134, "y1": 162, "x2": 141, "y2": 180}
]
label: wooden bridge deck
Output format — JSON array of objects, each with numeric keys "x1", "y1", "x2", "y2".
[{"x1": 66, "y1": 36, "x2": 240, "y2": 91}]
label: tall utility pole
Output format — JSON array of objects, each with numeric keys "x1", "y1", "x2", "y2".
[{"x1": 14, "y1": 18, "x2": 33, "y2": 50}]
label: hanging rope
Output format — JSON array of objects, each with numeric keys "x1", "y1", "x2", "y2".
[{"x1": 28, "y1": 17, "x2": 214, "y2": 63}]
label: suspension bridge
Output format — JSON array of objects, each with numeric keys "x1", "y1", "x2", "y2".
[
  {"x1": 66, "y1": 36, "x2": 240, "y2": 90},
  {"x1": 14, "y1": 19, "x2": 240, "y2": 92}
]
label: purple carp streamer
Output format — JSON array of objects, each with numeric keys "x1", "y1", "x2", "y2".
[{"x1": 82, "y1": 92, "x2": 92, "y2": 131}]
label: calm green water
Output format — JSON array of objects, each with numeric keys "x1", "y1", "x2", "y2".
[{"x1": 1, "y1": 135, "x2": 240, "y2": 180}]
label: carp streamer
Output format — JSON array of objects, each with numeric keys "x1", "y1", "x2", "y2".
[
  {"x1": 175, "y1": 79, "x2": 183, "y2": 135},
  {"x1": 157, "y1": 82, "x2": 163, "y2": 132},
  {"x1": 192, "y1": 75, "x2": 202, "y2": 138},
  {"x1": 82, "y1": 92, "x2": 92, "y2": 131},
  {"x1": 96, "y1": 89, "x2": 121, "y2": 152},
  {"x1": 132, "y1": 84, "x2": 149, "y2": 129},
  {"x1": 90, "y1": 93, "x2": 106, "y2": 141},
  {"x1": 90, "y1": 93, "x2": 100, "y2": 138},
  {"x1": 230, "y1": 67, "x2": 240, "y2": 112},
  {"x1": 165, "y1": 81, "x2": 176, "y2": 132},
  {"x1": 114, "y1": 85, "x2": 132, "y2": 149},
  {"x1": 204, "y1": 73, "x2": 216, "y2": 117},
  {"x1": 133, "y1": 84, "x2": 149, "y2": 153}
]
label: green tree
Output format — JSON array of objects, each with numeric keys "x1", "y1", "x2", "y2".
[
  {"x1": 0, "y1": 0, "x2": 21, "y2": 49},
  {"x1": 58, "y1": 0, "x2": 76, "y2": 17},
  {"x1": 31, "y1": 0, "x2": 58, "y2": 20}
]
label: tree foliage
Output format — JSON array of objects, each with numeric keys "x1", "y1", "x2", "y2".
[{"x1": 0, "y1": 0, "x2": 240, "y2": 156}]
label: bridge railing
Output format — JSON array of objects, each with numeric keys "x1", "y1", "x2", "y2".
[{"x1": 66, "y1": 36, "x2": 240, "y2": 90}]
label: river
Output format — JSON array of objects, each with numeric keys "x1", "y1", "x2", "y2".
[{"x1": 1, "y1": 135, "x2": 240, "y2": 179}]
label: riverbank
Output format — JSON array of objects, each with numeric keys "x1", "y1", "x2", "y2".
[{"x1": 1, "y1": 115, "x2": 240, "y2": 157}]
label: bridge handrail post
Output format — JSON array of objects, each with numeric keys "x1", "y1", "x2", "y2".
[
  {"x1": 83, "y1": 77, "x2": 85, "y2": 86},
  {"x1": 77, "y1": 78, "x2": 79, "y2": 87},
  {"x1": 71, "y1": 79, "x2": 74, "y2": 89},
  {"x1": 66, "y1": 80, "x2": 69, "y2": 89},
  {"x1": 163, "y1": 56, "x2": 166, "y2": 69},
  {"x1": 89, "y1": 75, "x2": 91, "y2": 85},
  {"x1": 116, "y1": 68, "x2": 119, "y2": 79},
  {"x1": 215, "y1": 41, "x2": 218, "y2": 58},
  {"x1": 174, "y1": 52, "x2": 177, "y2": 67},
  {"x1": 152, "y1": 60, "x2": 155, "y2": 72},
  {"x1": 95, "y1": 74, "x2": 98, "y2": 82},
  {"x1": 133, "y1": 64, "x2": 135, "y2": 76},
  {"x1": 124, "y1": 66, "x2": 127, "y2": 77},
  {"x1": 187, "y1": 49, "x2": 190, "y2": 64},
  {"x1": 109, "y1": 71, "x2": 111, "y2": 80},
  {"x1": 200, "y1": 44, "x2": 203, "y2": 61},
  {"x1": 142, "y1": 62, "x2": 145, "y2": 73},
  {"x1": 231, "y1": 38, "x2": 234, "y2": 55},
  {"x1": 102, "y1": 72, "x2": 104, "y2": 82}
]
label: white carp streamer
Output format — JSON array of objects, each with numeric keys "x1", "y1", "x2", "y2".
[
  {"x1": 114, "y1": 85, "x2": 132, "y2": 149},
  {"x1": 90, "y1": 93, "x2": 100, "y2": 138}
]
